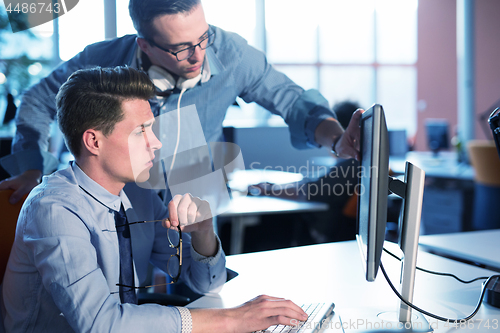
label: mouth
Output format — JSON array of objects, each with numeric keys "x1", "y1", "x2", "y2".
[{"x1": 185, "y1": 63, "x2": 202, "y2": 73}]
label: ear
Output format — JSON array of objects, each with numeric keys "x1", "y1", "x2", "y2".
[
  {"x1": 136, "y1": 37, "x2": 153, "y2": 57},
  {"x1": 82, "y1": 129, "x2": 101, "y2": 156}
]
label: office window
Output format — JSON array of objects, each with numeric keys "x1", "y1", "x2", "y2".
[
  {"x1": 0, "y1": 7, "x2": 54, "y2": 118},
  {"x1": 266, "y1": 0, "x2": 418, "y2": 136},
  {"x1": 117, "y1": 0, "x2": 135, "y2": 37},
  {"x1": 206, "y1": 0, "x2": 418, "y2": 135},
  {"x1": 58, "y1": 0, "x2": 104, "y2": 61}
]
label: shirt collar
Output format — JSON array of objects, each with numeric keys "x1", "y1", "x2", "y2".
[{"x1": 71, "y1": 161, "x2": 130, "y2": 213}]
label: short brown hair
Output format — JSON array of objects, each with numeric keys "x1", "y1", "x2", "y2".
[{"x1": 56, "y1": 66, "x2": 155, "y2": 157}]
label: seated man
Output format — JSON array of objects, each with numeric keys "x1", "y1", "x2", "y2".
[{"x1": 1, "y1": 66, "x2": 307, "y2": 332}]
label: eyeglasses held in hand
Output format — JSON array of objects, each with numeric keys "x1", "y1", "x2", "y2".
[{"x1": 113, "y1": 223, "x2": 182, "y2": 293}]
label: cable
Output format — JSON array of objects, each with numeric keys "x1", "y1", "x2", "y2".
[
  {"x1": 380, "y1": 262, "x2": 500, "y2": 323},
  {"x1": 383, "y1": 247, "x2": 489, "y2": 284},
  {"x1": 167, "y1": 87, "x2": 186, "y2": 179}
]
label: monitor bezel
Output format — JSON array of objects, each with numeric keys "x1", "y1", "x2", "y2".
[{"x1": 356, "y1": 104, "x2": 390, "y2": 282}]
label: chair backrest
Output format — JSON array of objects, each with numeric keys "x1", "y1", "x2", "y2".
[
  {"x1": 0, "y1": 189, "x2": 28, "y2": 282},
  {"x1": 467, "y1": 140, "x2": 500, "y2": 186}
]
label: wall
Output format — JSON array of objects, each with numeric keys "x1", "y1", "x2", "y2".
[{"x1": 416, "y1": 0, "x2": 500, "y2": 151}]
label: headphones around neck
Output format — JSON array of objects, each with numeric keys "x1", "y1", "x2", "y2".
[{"x1": 148, "y1": 65, "x2": 202, "y2": 93}]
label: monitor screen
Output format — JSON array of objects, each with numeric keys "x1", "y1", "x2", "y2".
[
  {"x1": 357, "y1": 104, "x2": 390, "y2": 282},
  {"x1": 425, "y1": 119, "x2": 449, "y2": 154}
]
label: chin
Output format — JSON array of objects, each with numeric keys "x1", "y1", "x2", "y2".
[{"x1": 134, "y1": 168, "x2": 151, "y2": 184}]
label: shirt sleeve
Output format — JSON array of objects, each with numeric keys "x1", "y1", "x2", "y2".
[
  {"x1": 10, "y1": 53, "x2": 85, "y2": 174},
  {"x1": 190, "y1": 234, "x2": 223, "y2": 266},
  {"x1": 175, "y1": 306, "x2": 193, "y2": 333},
  {"x1": 225, "y1": 31, "x2": 335, "y2": 149}
]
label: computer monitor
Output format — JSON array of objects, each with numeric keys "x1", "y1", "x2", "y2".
[
  {"x1": 425, "y1": 119, "x2": 450, "y2": 156},
  {"x1": 357, "y1": 104, "x2": 389, "y2": 282},
  {"x1": 346, "y1": 104, "x2": 431, "y2": 332}
]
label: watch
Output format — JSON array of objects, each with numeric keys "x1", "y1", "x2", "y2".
[{"x1": 331, "y1": 136, "x2": 341, "y2": 157}]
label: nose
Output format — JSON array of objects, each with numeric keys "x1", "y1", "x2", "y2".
[
  {"x1": 187, "y1": 44, "x2": 204, "y2": 63},
  {"x1": 147, "y1": 130, "x2": 162, "y2": 151}
]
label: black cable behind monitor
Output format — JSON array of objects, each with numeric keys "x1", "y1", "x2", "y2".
[
  {"x1": 383, "y1": 247, "x2": 490, "y2": 284},
  {"x1": 380, "y1": 262, "x2": 500, "y2": 323}
]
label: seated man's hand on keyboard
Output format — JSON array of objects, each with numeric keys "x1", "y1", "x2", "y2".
[
  {"x1": 189, "y1": 294, "x2": 307, "y2": 333},
  {"x1": 231, "y1": 295, "x2": 307, "y2": 332}
]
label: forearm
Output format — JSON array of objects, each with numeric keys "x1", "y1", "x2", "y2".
[
  {"x1": 190, "y1": 226, "x2": 218, "y2": 257},
  {"x1": 190, "y1": 308, "x2": 234, "y2": 333}
]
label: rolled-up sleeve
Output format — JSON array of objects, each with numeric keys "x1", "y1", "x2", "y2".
[{"x1": 227, "y1": 34, "x2": 335, "y2": 149}]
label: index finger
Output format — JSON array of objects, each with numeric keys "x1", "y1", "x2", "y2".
[
  {"x1": 346, "y1": 108, "x2": 364, "y2": 131},
  {"x1": 257, "y1": 296, "x2": 307, "y2": 317},
  {"x1": 167, "y1": 195, "x2": 183, "y2": 227},
  {"x1": 161, "y1": 217, "x2": 173, "y2": 229}
]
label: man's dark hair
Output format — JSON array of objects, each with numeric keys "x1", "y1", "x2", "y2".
[
  {"x1": 56, "y1": 66, "x2": 155, "y2": 157},
  {"x1": 129, "y1": 0, "x2": 201, "y2": 39}
]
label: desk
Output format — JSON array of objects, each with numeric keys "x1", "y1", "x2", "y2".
[
  {"x1": 219, "y1": 196, "x2": 329, "y2": 255},
  {"x1": 188, "y1": 241, "x2": 500, "y2": 332},
  {"x1": 390, "y1": 151, "x2": 474, "y2": 181},
  {"x1": 419, "y1": 230, "x2": 500, "y2": 272},
  {"x1": 391, "y1": 151, "x2": 475, "y2": 234}
]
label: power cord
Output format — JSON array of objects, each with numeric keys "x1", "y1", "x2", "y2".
[
  {"x1": 383, "y1": 247, "x2": 490, "y2": 284},
  {"x1": 380, "y1": 263, "x2": 499, "y2": 322}
]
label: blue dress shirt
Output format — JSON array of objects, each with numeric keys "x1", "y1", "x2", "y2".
[{"x1": 1, "y1": 163, "x2": 226, "y2": 332}]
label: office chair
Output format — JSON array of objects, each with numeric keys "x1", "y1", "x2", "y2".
[
  {"x1": 467, "y1": 140, "x2": 500, "y2": 230},
  {"x1": 0, "y1": 189, "x2": 28, "y2": 283}
]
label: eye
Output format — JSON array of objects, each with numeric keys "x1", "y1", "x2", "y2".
[{"x1": 136, "y1": 126, "x2": 146, "y2": 136}]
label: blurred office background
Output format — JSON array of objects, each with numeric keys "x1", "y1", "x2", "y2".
[{"x1": 1, "y1": 0, "x2": 500, "y2": 252}]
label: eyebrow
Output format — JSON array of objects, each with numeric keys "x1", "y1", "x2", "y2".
[
  {"x1": 161, "y1": 28, "x2": 210, "y2": 48},
  {"x1": 138, "y1": 119, "x2": 155, "y2": 130}
]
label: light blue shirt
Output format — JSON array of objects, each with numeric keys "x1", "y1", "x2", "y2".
[
  {"x1": 4, "y1": 25, "x2": 335, "y2": 176},
  {"x1": 1, "y1": 163, "x2": 226, "y2": 332}
]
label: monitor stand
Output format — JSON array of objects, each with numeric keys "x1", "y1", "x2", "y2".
[{"x1": 341, "y1": 162, "x2": 432, "y2": 333}]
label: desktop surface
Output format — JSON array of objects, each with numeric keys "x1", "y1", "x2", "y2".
[
  {"x1": 419, "y1": 230, "x2": 500, "y2": 272},
  {"x1": 188, "y1": 241, "x2": 500, "y2": 332},
  {"x1": 390, "y1": 151, "x2": 474, "y2": 181}
]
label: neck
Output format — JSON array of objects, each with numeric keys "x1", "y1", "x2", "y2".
[{"x1": 75, "y1": 158, "x2": 125, "y2": 196}]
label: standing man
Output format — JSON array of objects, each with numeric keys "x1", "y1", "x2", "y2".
[
  {"x1": 1, "y1": 66, "x2": 307, "y2": 332},
  {"x1": 0, "y1": 0, "x2": 362, "y2": 204}
]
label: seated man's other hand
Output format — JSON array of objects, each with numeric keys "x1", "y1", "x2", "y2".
[{"x1": 163, "y1": 193, "x2": 213, "y2": 233}]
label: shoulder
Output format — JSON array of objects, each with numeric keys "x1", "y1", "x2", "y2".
[
  {"x1": 210, "y1": 25, "x2": 252, "y2": 64},
  {"x1": 82, "y1": 34, "x2": 138, "y2": 52},
  {"x1": 19, "y1": 168, "x2": 92, "y2": 236},
  {"x1": 211, "y1": 25, "x2": 249, "y2": 50},
  {"x1": 78, "y1": 34, "x2": 138, "y2": 66},
  {"x1": 25, "y1": 168, "x2": 86, "y2": 214}
]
